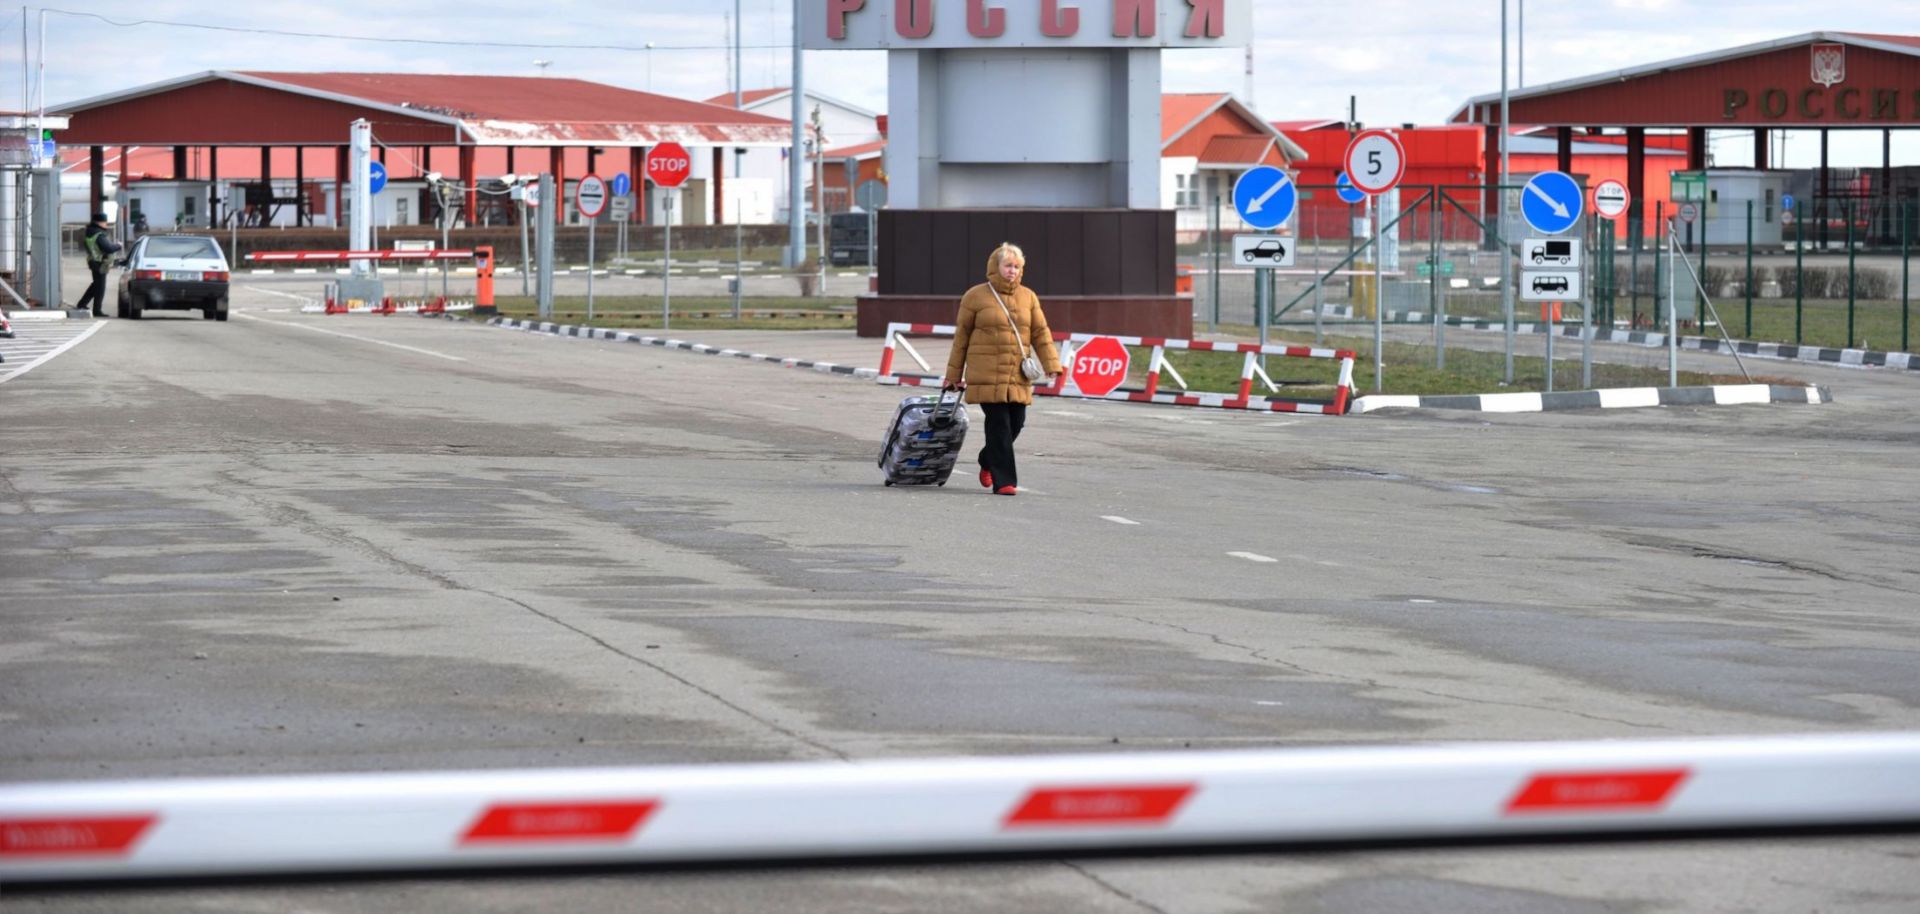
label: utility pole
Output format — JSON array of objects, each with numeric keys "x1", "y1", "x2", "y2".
[
  {"x1": 1500, "y1": 0, "x2": 1515, "y2": 384},
  {"x1": 734, "y1": 0, "x2": 745, "y2": 319},
  {"x1": 788, "y1": 4, "x2": 806, "y2": 269}
]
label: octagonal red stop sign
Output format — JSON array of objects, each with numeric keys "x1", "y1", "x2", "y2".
[
  {"x1": 645, "y1": 142, "x2": 692, "y2": 188},
  {"x1": 1071, "y1": 336, "x2": 1130, "y2": 398}
]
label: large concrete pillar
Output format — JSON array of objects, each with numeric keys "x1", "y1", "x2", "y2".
[
  {"x1": 295, "y1": 147, "x2": 306, "y2": 227},
  {"x1": 1686, "y1": 127, "x2": 1707, "y2": 171},
  {"x1": 209, "y1": 147, "x2": 220, "y2": 228},
  {"x1": 1753, "y1": 128, "x2": 1769, "y2": 170},
  {"x1": 172, "y1": 145, "x2": 187, "y2": 179},
  {"x1": 1556, "y1": 127, "x2": 1573, "y2": 175}
]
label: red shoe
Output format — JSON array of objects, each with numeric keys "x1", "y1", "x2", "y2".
[
  {"x1": 994, "y1": 485, "x2": 1018, "y2": 496},
  {"x1": 979, "y1": 469, "x2": 993, "y2": 489}
]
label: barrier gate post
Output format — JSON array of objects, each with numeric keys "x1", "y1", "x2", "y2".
[{"x1": 474, "y1": 245, "x2": 496, "y2": 317}]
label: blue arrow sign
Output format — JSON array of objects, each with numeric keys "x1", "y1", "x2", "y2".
[
  {"x1": 1520, "y1": 170, "x2": 1583, "y2": 235},
  {"x1": 611, "y1": 172, "x2": 633, "y2": 198},
  {"x1": 1335, "y1": 172, "x2": 1365, "y2": 205},
  {"x1": 367, "y1": 161, "x2": 387, "y2": 195},
  {"x1": 1232, "y1": 166, "x2": 1296, "y2": 232},
  {"x1": 1781, "y1": 193, "x2": 1795, "y2": 211}
]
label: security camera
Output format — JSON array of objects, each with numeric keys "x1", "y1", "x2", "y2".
[
  {"x1": 425, "y1": 171, "x2": 443, "y2": 184},
  {"x1": 499, "y1": 174, "x2": 519, "y2": 186}
]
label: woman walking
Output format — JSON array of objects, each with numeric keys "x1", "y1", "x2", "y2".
[{"x1": 942, "y1": 243, "x2": 1064, "y2": 496}]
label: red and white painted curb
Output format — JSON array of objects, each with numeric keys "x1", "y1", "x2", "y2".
[
  {"x1": 880, "y1": 323, "x2": 1357, "y2": 415},
  {"x1": 4, "y1": 733, "x2": 1918, "y2": 882}
]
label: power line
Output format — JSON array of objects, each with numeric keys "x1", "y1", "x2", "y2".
[{"x1": 40, "y1": 7, "x2": 788, "y2": 53}]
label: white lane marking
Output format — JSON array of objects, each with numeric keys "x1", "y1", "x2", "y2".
[
  {"x1": 234, "y1": 313, "x2": 466, "y2": 361},
  {"x1": 1100, "y1": 515, "x2": 1141, "y2": 525},
  {"x1": 250, "y1": 286, "x2": 317, "y2": 305},
  {"x1": 1227, "y1": 551, "x2": 1279, "y2": 563},
  {"x1": 1409, "y1": 599, "x2": 1437, "y2": 604},
  {"x1": 0, "y1": 321, "x2": 107, "y2": 385}
]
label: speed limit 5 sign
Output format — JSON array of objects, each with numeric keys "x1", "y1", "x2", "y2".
[{"x1": 1342, "y1": 129, "x2": 1406, "y2": 196}]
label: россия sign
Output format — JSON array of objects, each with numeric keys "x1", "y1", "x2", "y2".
[{"x1": 804, "y1": 0, "x2": 1247, "y2": 49}]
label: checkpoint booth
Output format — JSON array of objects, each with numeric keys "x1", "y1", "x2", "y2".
[{"x1": 804, "y1": 1, "x2": 1249, "y2": 339}]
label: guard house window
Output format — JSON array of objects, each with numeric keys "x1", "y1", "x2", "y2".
[
  {"x1": 1765, "y1": 188, "x2": 1776, "y2": 223},
  {"x1": 1175, "y1": 174, "x2": 1189, "y2": 208},
  {"x1": 1189, "y1": 172, "x2": 1202, "y2": 207},
  {"x1": 395, "y1": 198, "x2": 409, "y2": 225}
]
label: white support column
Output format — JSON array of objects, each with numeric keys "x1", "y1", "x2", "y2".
[{"x1": 349, "y1": 120, "x2": 372, "y2": 277}]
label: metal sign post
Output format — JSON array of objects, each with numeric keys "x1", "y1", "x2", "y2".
[
  {"x1": 663, "y1": 189, "x2": 675, "y2": 330},
  {"x1": 586, "y1": 211, "x2": 597, "y2": 321},
  {"x1": 1373, "y1": 196, "x2": 1384, "y2": 392},
  {"x1": 535, "y1": 174, "x2": 555, "y2": 320}
]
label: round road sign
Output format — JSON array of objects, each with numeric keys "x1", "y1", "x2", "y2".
[
  {"x1": 1342, "y1": 129, "x2": 1406, "y2": 195},
  {"x1": 367, "y1": 161, "x2": 387, "y2": 195},
  {"x1": 1679, "y1": 203, "x2": 1699, "y2": 224},
  {"x1": 1335, "y1": 172, "x2": 1365, "y2": 205},
  {"x1": 1781, "y1": 209, "x2": 1796, "y2": 226},
  {"x1": 610, "y1": 172, "x2": 633, "y2": 198},
  {"x1": 1520, "y1": 171, "x2": 1585, "y2": 235},
  {"x1": 1070, "y1": 336, "x2": 1130, "y2": 398},
  {"x1": 1231, "y1": 166, "x2": 1296, "y2": 231},
  {"x1": 646, "y1": 142, "x2": 692, "y2": 188},
  {"x1": 1592, "y1": 179, "x2": 1630, "y2": 219},
  {"x1": 576, "y1": 175, "x2": 608, "y2": 219},
  {"x1": 524, "y1": 182, "x2": 541, "y2": 208}
]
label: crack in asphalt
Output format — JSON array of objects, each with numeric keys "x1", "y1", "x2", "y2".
[
  {"x1": 1624, "y1": 533, "x2": 1920, "y2": 596},
  {"x1": 213, "y1": 467, "x2": 851, "y2": 762},
  {"x1": 1062, "y1": 861, "x2": 1174, "y2": 914},
  {"x1": 1078, "y1": 608, "x2": 1675, "y2": 734}
]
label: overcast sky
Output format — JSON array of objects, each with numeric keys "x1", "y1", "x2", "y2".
[{"x1": 3, "y1": 1, "x2": 1913, "y2": 166}]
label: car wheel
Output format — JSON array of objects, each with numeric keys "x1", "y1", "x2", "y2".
[
  {"x1": 213, "y1": 298, "x2": 229, "y2": 322},
  {"x1": 1244, "y1": 252, "x2": 1255, "y2": 262},
  {"x1": 128, "y1": 294, "x2": 144, "y2": 320},
  {"x1": 116, "y1": 290, "x2": 128, "y2": 319}
]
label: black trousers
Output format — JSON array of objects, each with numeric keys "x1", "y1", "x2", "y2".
[
  {"x1": 77, "y1": 266, "x2": 107, "y2": 312},
  {"x1": 977, "y1": 402, "x2": 1027, "y2": 489}
]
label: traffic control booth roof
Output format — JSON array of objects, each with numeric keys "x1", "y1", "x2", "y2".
[
  {"x1": 1447, "y1": 31, "x2": 1920, "y2": 244},
  {"x1": 50, "y1": 70, "x2": 794, "y2": 225}
]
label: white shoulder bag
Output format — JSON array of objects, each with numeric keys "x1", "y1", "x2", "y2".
[{"x1": 989, "y1": 285, "x2": 1047, "y2": 382}]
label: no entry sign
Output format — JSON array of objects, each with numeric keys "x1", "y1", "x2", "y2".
[
  {"x1": 646, "y1": 143, "x2": 692, "y2": 188},
  {"x1": 1071, "y1": 336, "x2": 1129, "y2": 398}
]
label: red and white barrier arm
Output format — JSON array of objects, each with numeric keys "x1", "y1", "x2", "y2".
[
  {"x1": 3, "y1": 733, "x2": 1917, "y2": 882},
  {"x1": 248, "y1": 250, "x2": 477, "y2": 263},
  {"x1": 878, "y1": 322, "x2": 958, "y2": 380},
  {"x1": 879, "y1": 325, "x2": 1357, "y2": 415}
]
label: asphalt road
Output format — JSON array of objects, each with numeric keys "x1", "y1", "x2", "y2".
[{"x1": 4, "y1": 267, "x2": 1919, "y2": 912}]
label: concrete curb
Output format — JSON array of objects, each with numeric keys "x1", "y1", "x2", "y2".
[
  {"x1": 488, "y1": 317, "x2": 879, "y2": 380},
  {"x1": 0, "y1": 309, "x2": 89, "y2": 322},
  {"x1": 1351, "y1": 384, "x2": 1832, "y2": 414},
  {"x1": 1309, "y1": 306, "x2": 1917, "y2": 372}
]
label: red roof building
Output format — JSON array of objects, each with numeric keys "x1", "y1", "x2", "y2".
[{"x1": 51, "y1": 70, "x2": 790, "y2": 229}]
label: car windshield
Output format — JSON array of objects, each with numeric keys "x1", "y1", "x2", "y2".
[{"x1": 144, "y1": 237, "x2": 221, "y2": 260}]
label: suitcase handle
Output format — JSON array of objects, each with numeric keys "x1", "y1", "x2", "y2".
[{"x1": 931, "y1": 385, "x2": 963, "y2": 428}]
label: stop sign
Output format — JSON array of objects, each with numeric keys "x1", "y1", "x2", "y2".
[
  {"x1": 1070, "y1": 336, "x2": 1130, "y2": 398},
  {"x1": 646, "y1": 142, "x2": 692, "y2": 188}
]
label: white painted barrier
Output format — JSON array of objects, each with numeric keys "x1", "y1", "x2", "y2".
[{"x1": 4, "y1": 733, "x2": 1918, "y2": 882}]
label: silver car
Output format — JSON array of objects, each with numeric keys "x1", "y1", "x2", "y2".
[{"x1": 117, "y1": 234, "x2": 231, "y2": 321}]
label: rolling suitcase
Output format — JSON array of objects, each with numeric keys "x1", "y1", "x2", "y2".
[{"x1": 878, "y1": 387, "x2": 969, "y2": 487}]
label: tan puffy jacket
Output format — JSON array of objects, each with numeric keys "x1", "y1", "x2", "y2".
[{"x1": 943, "y1": 266, "x2": 1063, "y2": 405}]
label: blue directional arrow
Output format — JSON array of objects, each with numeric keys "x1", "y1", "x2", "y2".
[
  {"x1": 1781, "y1": 193, "x2": 1795, "y2": 211},
  {"x1": 1233, "y1": 166, "x2": 1296, "y2": 231},
  {"x1": 611, "y1": 172, "x2": 633, "y2": 198},
  {"x1": 1521, "y1": 171, "x2": 1583, "y2": 235},
  {"x1": 1335, "y1": 171, "x2": 1365, "y2": 205},
  {"x1": 367, "y1": 161, "x2": 387, "y2": 195}
]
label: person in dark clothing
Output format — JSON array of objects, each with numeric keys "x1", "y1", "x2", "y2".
[{"x1": 78, "y1": 213, "x2": 121, "y2": 317}]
